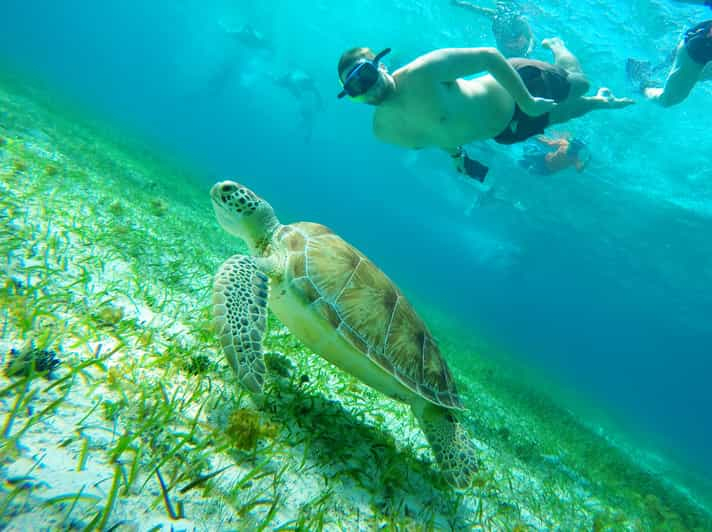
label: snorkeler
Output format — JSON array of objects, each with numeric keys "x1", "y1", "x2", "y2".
[
  {"x1": 274, "y1": 70, "x2": 323, "y2": 143},
  {"x1": 519, "y1": 134, "x2": 590, "y2": 175},
  {"x1": 198, "y1": 21, "x2": 274, "y2": 99},
  {"x1": 641, "y1": 14, "x2": 712, "y2": 106},
  {"x1": 224, "y1": 23, "x2": 272, "y2": 51},
  {"x1": 451, "y1": 0, "x2": 535, "y2": 58},
  {"x1": 336, "y1": 39, "x2": 633, "y2": 183}
]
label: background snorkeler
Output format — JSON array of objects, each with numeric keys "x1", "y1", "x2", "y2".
[{"x1": 451, "y1": 0, "x2": 536, "y2": 58}]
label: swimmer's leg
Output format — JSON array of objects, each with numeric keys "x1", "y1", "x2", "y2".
[
  {"x1": 644, "y1": 41, "x2": 704, "y2": 108},
  {"x1": 542, "y1": 37, "x2": 590, "y2": 99}
]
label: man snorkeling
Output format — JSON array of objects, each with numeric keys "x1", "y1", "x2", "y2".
[
  {"x1": 642, "y1": 1, "x2": 712, "y2": 106},
  {"x1": 451, "y1": 0, "x2": 535, "y2": 58},
  {"x1": 336, "y1": 40, "x2": 633, "y2": 182}
]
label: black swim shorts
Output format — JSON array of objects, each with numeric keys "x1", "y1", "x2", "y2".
[
  {"x1": 494, "y1": 59, "x2": 571, "y2": 145},
  {"x1": 684, "y1": 20, "x2": 712, "y2": 65}
]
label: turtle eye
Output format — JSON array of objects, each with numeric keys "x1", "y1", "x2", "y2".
[{"x1": 221, "y1": 183, "x2": 237, "y2": 194}]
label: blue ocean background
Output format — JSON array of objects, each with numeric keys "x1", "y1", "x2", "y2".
[{"x1": 2, "y1": 0, "x2": 710, "y2": 492}]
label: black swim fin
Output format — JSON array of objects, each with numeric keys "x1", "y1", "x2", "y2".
[{"x1": 464, "y1": 155, "x2": 489, "y2": 183}]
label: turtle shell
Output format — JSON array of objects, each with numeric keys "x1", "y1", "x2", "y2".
[{"x1": 274, "y1": 222, "x2": 463, "y2": 410}]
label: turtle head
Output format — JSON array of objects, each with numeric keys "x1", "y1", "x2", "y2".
[{"x1": 211, "y1": 180, "x2": 280, "y2": 254}]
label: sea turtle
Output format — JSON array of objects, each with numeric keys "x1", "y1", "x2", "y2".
[{"x1": 210, "y1": 180, "x2": 478, "y2": 488}]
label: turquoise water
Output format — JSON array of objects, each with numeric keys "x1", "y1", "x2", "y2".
[{"x1": 1, "y1": 0, "x2": 712, "y2": 528}]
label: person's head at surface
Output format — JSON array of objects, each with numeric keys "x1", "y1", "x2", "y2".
[
  {"x1": 499, "y1": 34, "x2": 532, "y2": 57},
  {"x1": 337, "y1": 47, "x2": 395, "y2": 105},
  {"x1": 492, "y1": 9, "x2": 534, "y2": 57}
]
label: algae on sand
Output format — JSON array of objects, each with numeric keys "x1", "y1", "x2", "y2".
[{"x1": 0, "y1": 72, "x2": 711, "y2": 531}]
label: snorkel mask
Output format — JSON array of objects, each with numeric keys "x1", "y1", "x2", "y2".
[{"x1": 337, "y1": 48, "x2": 391, "y2": 99}]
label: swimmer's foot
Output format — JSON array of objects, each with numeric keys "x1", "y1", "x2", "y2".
[
  {"x1": 541, "y1": 37, "x2": 566, "y2": 52},
  {"x1": 643, "y1": 87, "x2": 663, "y2": 102},
  {"x1": 594, "y1": 87, "x2": 635, "y2": 108}
]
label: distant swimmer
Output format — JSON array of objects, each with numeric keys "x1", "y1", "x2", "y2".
[
  {"x1": 451, "y1": 0, "x2": 535, "y2": 58},
  {"x1": 519, "y1": 133, "x2": 590, "y2": 175},
  {"x1": 336, "y1": 39, "x2": 633, "y2": 183},
  {"x1": 224, "y1": 23, "x2": 272, "y2": 51},
  {"x1": 200, "y1": 22, "x2": 273, "y2": 96},
  {"x1": 274, "y1": 70, "x2": 323, "y2": 143},
  {"x1": 643, "y1": 19, "x2": 712, "y2": 106},
  {"x1": 275, "y1": 70, "x2": 322, "y2": 104}
]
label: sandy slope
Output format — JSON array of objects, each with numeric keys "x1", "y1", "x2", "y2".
[{"x1": 0, "y1": 78, "x2": 710, "y2": 531}]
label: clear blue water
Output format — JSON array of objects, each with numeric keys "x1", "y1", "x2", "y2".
[{"x1": 2, "y1": 0, "x2": 710, "y2": 485}]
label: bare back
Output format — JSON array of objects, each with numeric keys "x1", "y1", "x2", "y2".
[{"x1": 373, "y1": 65, "x2": 516, "y2": 150}]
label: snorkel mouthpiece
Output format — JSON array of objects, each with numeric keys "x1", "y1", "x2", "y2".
[{"x1": 337, "y1": 47, "x2": 391, "y2": 99}]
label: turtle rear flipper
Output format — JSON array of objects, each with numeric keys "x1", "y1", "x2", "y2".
[
  {"x1": 413, "y1": 402, "x2": 478, "y2": 489},
  {"x1": 213, "y1": 254, "x2": 269, "y2": 393}
]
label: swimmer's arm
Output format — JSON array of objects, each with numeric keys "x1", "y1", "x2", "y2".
[
  {"x1": 450, "y1": 0, "x2": 496, "y2": 18},
  {"x1": 535, "y1": 135, "x2": 559, "y2": 146},
  {"x1": 412, "y1": 47, "x2": 555, "y2": 116},
  {"x1": 545, "y1": 145, "x2": 567, "y2": 161}
]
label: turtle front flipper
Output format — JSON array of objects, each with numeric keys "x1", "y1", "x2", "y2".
[
  {"x1": 213, "y1": 254, "x2": 270, "y2": 393},
  {"x1": 413, "y1": 402, "x2": 478, "y2": 489}
]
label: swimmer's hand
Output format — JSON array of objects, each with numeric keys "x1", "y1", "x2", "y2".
[
  {"x1": 521, "y1": 96, "x2": 557, "y2": 117},
  {"x1": 595, "y1": 87, "x2": 635, "y2": 108}
]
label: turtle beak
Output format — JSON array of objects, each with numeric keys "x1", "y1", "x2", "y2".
[
  {"x1": 211, "y1": 181, "x2": 238, "y2": 229},
  {"x1": 212, "y1": 196, "x2": 245, "y2": 239}
]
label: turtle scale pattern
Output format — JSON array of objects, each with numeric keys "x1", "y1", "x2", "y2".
[{"x1": 274, "y1": 222, "x2": 463, "y2": 411}]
